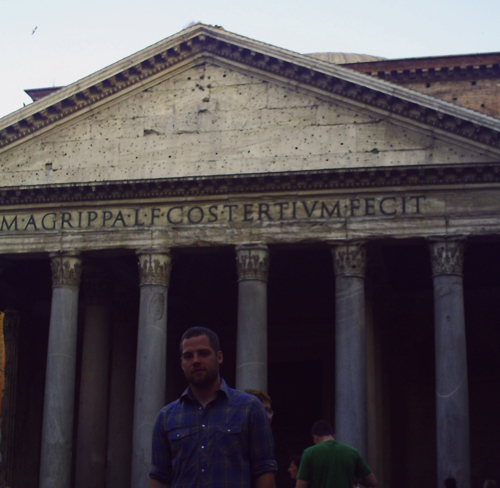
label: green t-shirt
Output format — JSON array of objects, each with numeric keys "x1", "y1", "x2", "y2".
[{"x1": 297, "y1": 440, "x2": 372, "y2": 488}]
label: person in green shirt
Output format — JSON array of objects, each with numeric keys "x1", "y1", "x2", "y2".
[{"x1": 296, "y1": 421, "x2": 377, "y2": 488}]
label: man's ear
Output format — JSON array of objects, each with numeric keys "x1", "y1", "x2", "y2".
[{"x1": 217, "y1": 350, "x2": 223, "y2": 364}]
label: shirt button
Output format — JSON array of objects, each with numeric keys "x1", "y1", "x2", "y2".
[
  {"x1": 199, "y1": 406, "x2": 202, "y2": 410},
  {"x1": 201, "y1": 469, "x2": 205, "y2": 473},
  {"x1": 202, "y1": 424, "x2": 205, "y2": 427},
  {"x1": 201, "y1": 446, "x2": 205, "y2": 449}
]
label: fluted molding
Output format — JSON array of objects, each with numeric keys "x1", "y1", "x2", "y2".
[
  {"x1": 137, "y1": 248, "x2": 172, "y2": 286},
  {"x1": 50, "y1": 253, "x2": 82, "y2": 287},
  {"x1": 331, "y1": 241, "x2": 367, "y2": 278},
  {"x1": 429, "y1": 238, "x2": 466, "y2": 277},
  {"x1": 236, "y1": 243, "x2": 270, "y2": 282}
]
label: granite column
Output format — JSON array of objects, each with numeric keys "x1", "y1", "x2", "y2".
[
  {"x1": 131, "y1": 249, "x2": 171, "y2": 488},
  {"x1": 331, "y1": 241, "x2": 368, "y2": 457},
  {"x1": 39, "y1": 252, "x2": 82, "y2": 488},
  {"x1": 430, "y1": 238, "x2": 470, "y2": 488},
  {"x1": 75, "y1": 272, "x2": 111, "y2": 488},
  {"x1": 235, "y1": 243, "x2": 269, "y2": 392}
]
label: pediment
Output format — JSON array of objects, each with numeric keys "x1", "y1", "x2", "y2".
[
  {"x1": 1, "y1": 60, "x2": 498, "y2": 191},
  {"x1": 1, "y1": 24, "x2": 500, "y2": 203},
  {"x1": 1, "y1": 24, "x2": 500, "y2": 158}
]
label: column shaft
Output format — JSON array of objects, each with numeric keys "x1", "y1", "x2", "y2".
[
  {"x1": 131, "y1": 249, "x2": 171, "y2": 488},
  {"x1": 40, "y1": 253, "x2": 82, "y2": 488},
  {"x1": 235, "y1": 243, "x2": 269, "y2": 392},
  {"x1": 430, "y1": 239, "x2": 470, "y2": 488},
  {"x1": 75, "y1": 275, "x2": 111, "y2": 488},
  {"x1": 332, "y1": 241, "x2": 367, "y2": 458}
]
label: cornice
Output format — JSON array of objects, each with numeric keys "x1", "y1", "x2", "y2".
[
  {"x1": 343, "y1": 53, "x2": 500, "y2": 84},
  {"x1": 1, "y1": 25, "x2": 500, "y2": 155},
  {"x1": 1, "y1": 163, "x2": 500, "y2": 206}
]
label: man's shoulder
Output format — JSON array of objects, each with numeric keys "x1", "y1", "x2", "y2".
[
  {"x1": 305, "y1": 440, "x2": 358, "y2": 455},
  {"x1": 221, "y1": 380, "x2": 263, "y2": 407},
  {"x1": 159, "y1": 397, "x2": 183, "y2": 415}
]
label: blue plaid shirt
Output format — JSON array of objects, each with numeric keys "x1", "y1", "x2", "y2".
[{"x1": 149, "y1": 379, "x2": 277, "y2": 487}]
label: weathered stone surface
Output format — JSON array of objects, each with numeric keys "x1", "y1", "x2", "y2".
[{"x1": 0, "y1": 64, "x2": 494, "y2": 188}]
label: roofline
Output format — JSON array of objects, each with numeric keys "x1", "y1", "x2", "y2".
[{"x1": 1, "y1": 23, "x2": 500, "y2": 155}]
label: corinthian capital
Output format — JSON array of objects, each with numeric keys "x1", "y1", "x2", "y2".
[
  {"x1": 50, "y1": 252, "x2": 82, "y2": 287},
  {"x1": 331, "y1": 240, "x2": 367, "y2": 278},
  {"x1": 429, "y1": 238, "x2": 466, "y2": 276},
  {"x1": 236, "y1": 243, "x2": 269, "y2": 282},
  {"x1": 137, "y1": 248, "x2": 172, "y2": 286}
]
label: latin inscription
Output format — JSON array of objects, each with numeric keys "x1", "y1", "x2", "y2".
[{"x1": 0, "y1": 195, "x2": 426, "y2": 232}]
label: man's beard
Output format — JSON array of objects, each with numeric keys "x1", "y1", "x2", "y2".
[{"x1": 188, "y1": 365, "x2": 219, "y2": 388}]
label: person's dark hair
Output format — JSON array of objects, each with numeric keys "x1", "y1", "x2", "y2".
[
  {"x1": 444, "y1": 477, "x2": 457, "y2": 488},
  {"x1": 289, "y1": 454, "x2": 302, "y2": 468},
  {"x1": 311, "y1": 420, "x2": 334, "y2": 437},
  {"x1": 180, "y1": 327, "x2": 220, "y2": 354},
  {"x1": 484, "y1": 480, "x2": 497, "y2": 488}
]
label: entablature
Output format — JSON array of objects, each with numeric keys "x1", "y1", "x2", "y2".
[{"x1": 1, "y1": 163, "x2": 500, "y2": 206}]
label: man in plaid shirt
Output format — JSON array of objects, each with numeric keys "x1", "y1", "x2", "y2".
[{"x1": 149, "y1": 327, "x2": 277, "y2": 488}]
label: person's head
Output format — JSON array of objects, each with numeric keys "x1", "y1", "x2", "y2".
[
  {"x1": 180, "y1": 327, "x2": 222, "y2": 388},
  {"x1": 484, "y1": 480, "x2": 497, "y2": 488},
  {"x1": 244, "y1": 388, "x2": 273, "y2": 423},
  {"x1": 310, "y1": 420, "x2": 334, "y2": 444},
  {"x1": 287, "y1": 455, "x2": 302, "y2": 480},
  {"x1": 180, "y1": 326, "x2": 220, "y2": 355},
  {"x1": 444, "y1": 477, "x2": 457, "y2": 488}
]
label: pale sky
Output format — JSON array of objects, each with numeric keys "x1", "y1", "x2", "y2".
[{"x1": 1, "y1": 0, "x2": 499, "y2": 119}]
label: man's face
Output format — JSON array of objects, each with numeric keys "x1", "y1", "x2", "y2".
[{"x1": 181, "y1": 334, "x2": 223, "y2": 388}]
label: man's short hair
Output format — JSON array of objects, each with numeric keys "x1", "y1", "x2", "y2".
[
  {"x1": 444, "y1": 478, "x2": 457, "y2": 488},
  {"x1": 484, "y1": 480, "x2": 497, "y2": 488},
  {"x1": 180, "y1": 327, "x2": 220, "y2": 354},
  {"x1": 311, "y1": 420, "x2": 334, "y2": 437},
  {"x1": 244, "y1": 388, "x2": 272, "y2": 404}
]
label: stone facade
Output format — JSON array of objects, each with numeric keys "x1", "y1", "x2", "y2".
[{"x1": 0, "y1": 23, "x2": 500, "y2": 488}]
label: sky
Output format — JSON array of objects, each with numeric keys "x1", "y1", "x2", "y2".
[{"x1": 1, "y1": 0, "x2": 499, "y2": 119}]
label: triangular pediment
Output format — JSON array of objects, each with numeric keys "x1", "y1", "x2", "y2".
[
  {"x1": 1, "y1": 60, "x2": 498, "y2": 190},
  {"x1": 2, "y1": 24, "x2": 500, "y2": 158},
  {"x1": 1, "y1": 24, "x2": 500, "y2": 197}
]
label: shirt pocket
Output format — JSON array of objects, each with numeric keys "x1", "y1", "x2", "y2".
[
  {"x1": 167, "y1": 425, "x2": 199, "y2": 461},
  {"x1": 214, "y1": 424, "x2": 244, "y2": 461}
]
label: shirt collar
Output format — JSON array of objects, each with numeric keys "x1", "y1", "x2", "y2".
[{"x1": 180, "y1": 377, "x2": 230, "y2": 403}]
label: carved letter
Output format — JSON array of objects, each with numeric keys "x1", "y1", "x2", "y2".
[
  {"x1": 0, "y1": 216, "x2": 18, "y2": 231},
  {"x1": 321, "y1": 201, "x2": 341, "y2": 218},
  {"x1": 223, "y1": 204, "x2": 238, "y2": 222},
  {"x1": 61, "y1": 212, "x2": 73, "y2": 229},
  {"x1": 23, "y1": 215, "x2": 38, "y2": 231},
  {"x1": 302, "y1": 201, "x2": 318, "y2": 218},
  {"x1": 380, "y1": 197, "x2": 397, "y2": 216},
  {"x1": 112, "y1": 211, "x2": 127, "y2": 227},
  {"x1": 167, "y1": 206, "x2": 183, "y2": 224},
  {"x1": 187, "y1": 206, "x2": 204, "y2": 224},
  {"x1": 87, "y1": 211, "x2": 98, "y2": 227},
  {"x1": 243, "y1": 204, "x2": 254, "y2": 222},
  {"x1": 208, "y1": 205, "x2": 218, "y2": 223},
  {"x1": 42, "y1": 213, "x2": 57, "y2": 230}
]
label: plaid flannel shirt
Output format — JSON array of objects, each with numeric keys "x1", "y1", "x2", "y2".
[{"x1": 149, "y1": 378, "x2": 277, "y2": 488}]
